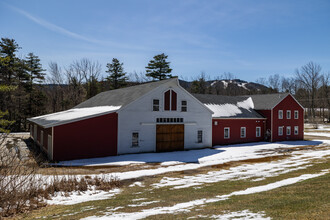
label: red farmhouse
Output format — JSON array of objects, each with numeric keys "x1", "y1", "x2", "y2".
[{"x1": 28, "y1": 78, "x2": 304, "y2": 161}]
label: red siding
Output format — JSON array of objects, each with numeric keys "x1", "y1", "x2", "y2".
[
  {"x1": 53, "y1": 112, "x2": 118, "y2": 161},
  {"x1": 212, "y1": 119, "x2": 266, "y2": 145},
  {"x1": 272, "y1": 95, "x2": 304, "y2": 141},
  {"x1": 171, "y1": 90, "x2": 177, "y2": 111},
  {"x1": 164, "y1": 90, "x2": 170, "y2": 111},
  {"x1": 256, "y1": 110, "x2": 272, "y2": 141}
]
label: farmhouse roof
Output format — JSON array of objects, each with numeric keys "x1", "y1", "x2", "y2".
[
  {"x1": 242, "y1": 93, "x2": 289, "y2": 110},
  {"x1": 193, "y1": 94, "x2": 265, "y2": 119},
  {"x1": 28, "y1": 106, "x2": 121, "y2": 128},
  {"x1": 75, "y1": 78, "x2": 176, "y2": 108}
]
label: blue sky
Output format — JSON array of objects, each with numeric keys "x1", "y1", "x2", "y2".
[{"x1": 1, "y1": 0, "x2": 330, "y2": 82}]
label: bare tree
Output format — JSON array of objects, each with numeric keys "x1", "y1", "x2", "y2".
[
  {"x1": 47, "y1": 62, "x2": 66, "y2": 112},
  {"x1": 268, "y1": 74, "x2": 280, "y2": 92},
  {"x1": 295, "y1": 61, "x2": 322, "y2": 120}
]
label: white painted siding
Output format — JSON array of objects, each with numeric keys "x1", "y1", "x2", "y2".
[{"x1": 117, "y1": 79, "x2": 212, "y2": 154}]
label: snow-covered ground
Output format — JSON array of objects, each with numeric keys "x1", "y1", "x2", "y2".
[
  {"x1": 43, "y1": 140, "x2": 330, "y2": 207},
  {"x1": 83, "y1": 170, "x2": 329, "y2": 220}
]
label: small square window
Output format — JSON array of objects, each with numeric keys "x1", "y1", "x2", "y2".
[
  {"x1": 287, "y1": 126, "x2": 291, "y2": 135},
  {"x1": 287, "y1": 110, "x2": 291, "y2": 119},
  {"x1": 181, "y1": 100, "x2": 187, "y2": 112},
  {"x1": 294, "y1": 110, "x2": 299, "y2": 119},
  {"x1": 153, "y1": 99, "x2": 159, "y2": 111},
  {"x1": 214, "y1": 121, "x2": 218, "y2": 126},
  {"x1": 224, "y1": 127, "x2": 230, "y2": 139},
  {"x1": 132, "y1": 132, "x2": 139, "y2": 147},
  {"x1": 294, "y1": 126, "x2": 299, "y2": 135},
  {"x1": 241, "y1": 127, "x2": 246, "y2": 138},
  {"x1": 197, "y1": 130, "x2": 203, "y2": 143},
  {"x1": 278, "y1": 127, "x2": 283, "y2": 136},
  {"x1": 278, "y1": 110, "x2": 283, "y2": 119}
]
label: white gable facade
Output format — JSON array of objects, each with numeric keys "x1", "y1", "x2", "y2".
[{"x1": 117, "y1": 79, "x2": 213, "y2": 154}]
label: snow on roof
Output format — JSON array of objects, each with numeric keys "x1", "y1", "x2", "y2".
[
  {"x1": 28, "y1": 106, "x2": 121, "y2": 128},
  {"x1": 205, "y1": 97, "x2": 255, "y2": 118}
]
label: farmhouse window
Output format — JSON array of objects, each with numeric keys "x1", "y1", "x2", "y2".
[
  {"x1": 132, "y1": 132, "x2": 139, "y2": 147},
  {"x1": 241, "y1": 127, "x2": 246, "y2": 138},
  {"x1": 278, "y1": 126, "x2": 283, "y2": 136},
  {"x1": 153, "y1": 99, "x2": 159, "y2": 111},
  {"x1": 224, "y1": 127, "x2": 230, "y2": 139},
  {"x1": 156, "y1": 118, "x2": 184, "y2": 123},
  {"x1": 287, "y1": 110, "x2": 291, "y2": 119},
  {"x1": 294, "y1": 126, "x2": 299, "y2": 135},
  {"x1": 164, "y1": 89, "x2": 177, "y2": 111},
  {"x1": 197, "y1": 130, "x2": 203, "y2": 143},
  {"x1": 181, "y1": 100, "x2": 187, "y2": 112},
  {"x1": 256, "y1": 127, "x2": 261, "y2": 137},
  {"x1": 40, "y1": 130, "x2": 44, "y2": 147},
  {"x1": 294, "y1": 110, "x2": 299, "y2": 119},
  {"x1": 286, "y1": 126, "x2": 291, "y2": 135},
  {"x1": 278, "y1": 110, "x2": 283, "y2": 119}
]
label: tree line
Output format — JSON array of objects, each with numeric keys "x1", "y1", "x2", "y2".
[{"x1": 1, "y1": 37, "x2": 329, "y2": 132}]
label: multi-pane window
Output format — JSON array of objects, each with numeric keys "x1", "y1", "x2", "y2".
[
  {"x1": 181, "y1": 100, "x2": 187, "y2": 112},
  {"x1": 278, "y1": 110, "x2": 283, "y2": 119},
  {"x1": 278, "y1": 126, "x2": 283, "y2": 136},
  {"x1": 156, "y1": 118, "x2": 184, "y2": 123},
  {"x1": 224, "y1": 127, "x2": 230, "y2": 139},
  {"x1": 294, "y1": 126, "x2": 299, "y2": 135},
  {"x1": 197, "y1": 130, "x2": 203, "y2": 143},
  {"x1": 132, "y1": 132, "x2": 139, "y2": 147},
  {"x1": 256, "y1": 127, "x2": 261, "y2": 137},
  {"x1": 294, "y1": 110, "x2": 299, "y2": 119},
  {"x1": 287, "y1": 126, "x2": 291, "y2": 135},
  {"x1": 241, "y1": 127, "x2": 246, "y2": 138},
  {"x1": 287, "y1": 110, "x2": 291, "y2": 119},
  {"x1": 153, "y1": 99, "x2": 159, "y2": 111}
]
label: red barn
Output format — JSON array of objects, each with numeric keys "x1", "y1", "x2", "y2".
[
  {"x1": 28, "y1": 78, "x2": 304, "y2": 161},
  {"x1": 193, "y1": 94, "x2": 267, "y2": 145},
  {"x1": 247, "y1": 93, "x2": 304, "y2": 142}
]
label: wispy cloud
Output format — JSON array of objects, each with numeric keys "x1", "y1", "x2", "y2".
[
  {"x1": 6, "y1": 4, "x2": 100, "y2": 44},
  {"x1": 5, "y1": 3, "x2": 151, "y2": 51}
]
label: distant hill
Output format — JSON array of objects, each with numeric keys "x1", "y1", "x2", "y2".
[{"x1": 179, "y1": 79, "x2": 271, "y2": 95}]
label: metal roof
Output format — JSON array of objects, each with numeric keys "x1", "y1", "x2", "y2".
[
  {"x1": 75, "y1": 78, "x2": 176, "y2": 108},
  {"x1": 192, "y1": 93, "x2": 265, "y2": 119},
  {"x1": 242, "y1": 93, "x2": 289, "y2": 110}
]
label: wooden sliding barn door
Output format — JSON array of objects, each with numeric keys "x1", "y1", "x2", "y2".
[{"x1": 156, "y1": 124, "x2": 184, "y2": 152}]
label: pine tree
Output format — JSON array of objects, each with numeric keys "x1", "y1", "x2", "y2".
[
  {"x1": 105, "y1": 58, "x2": 128, "y2": 89},
  {"x1": 145, "y1": 53, "x2": 172, "y2": 80},
  {"x1": 0, "y1": 38, "x2": 21, "y2": 84},
  {"x1": 25, "y1": 53, "x2": 46, "y2": 117}
]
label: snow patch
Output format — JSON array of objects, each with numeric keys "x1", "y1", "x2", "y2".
[{"x1": 205, "y1": 97, "x2": 253, "y2": 117}]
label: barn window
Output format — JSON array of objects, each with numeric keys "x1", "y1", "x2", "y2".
[
  {"x1": 132, "y1": 132, "x2": 139, "y2": 147},
  {"x1": 278, "y1": 126, "x2": 283, "y2": 136},
  {"x1": 224, "y1": 127, "x2": 230, "y2": 139},
  {"x1": 287, "y1": 110, "x2": 291, "y2": 119},
  {"x1": 294, "y1": 110, "x2": 299, "y2": 119},
  {"x1": 294, "y1": 126, "x2": 299, "y2": 135},
  {"x1": 197, "y1": 130, "x2": 203, "y2": 143},
  {"x1": 40, "y1": 130, "x2": 44, "y2": 147},
  {"x1": 153, "y1": 99, "x2": 159, "y2": 111},
  {"x1": 240, "y1": 127, "x2": 246, "y2": 138},
  {"x1": 287, "y1": 126, "x2": 291, "y2": 135},
  {"x1": 164, "y1": 89, "x2": 177, "y2": 111},
  {"x1": 214, "y1": 121, "x2": 218, "y2": 126},
  {"x1": 256, "y1": 127, "x2": 261, "y2": 137},
  {"x1": 181, "y1": 100, "x2": 187, "y2": 112},
  {"x1": 278, "y1": 110, "x2": 283, "y2": 119}
]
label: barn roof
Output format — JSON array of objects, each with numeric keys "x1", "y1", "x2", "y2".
[
  {"x1": 193, "y1": 94, "x2": 265, "y2": 119},
  {"x1": 242, "y1": 93, "x2": 289, "y2": 110},
  {"x1": 75, "y1": 78, "x2": 176, "y2": 108},
  {"x1": 28, "y1": 106, "x2": 121, "y2": 128}
]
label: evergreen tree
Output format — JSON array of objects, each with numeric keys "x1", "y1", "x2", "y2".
[
  {"x1": 105, "y1": 58, "x2": 128, "y2": 89},
  {"x1": 0, "y1": 38, "x2": 21, "y2": 84},
  {"x1": 25, "y1": 53, "x2": 47, "y2": 117},
  {"x1": 145, "y1": 53, "x2": 172, "y2": 80}
]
